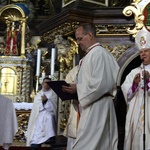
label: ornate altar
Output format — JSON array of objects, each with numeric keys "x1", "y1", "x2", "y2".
[
  {"x1": 0, "y1": 4, "x2": 49, "y2": 101},
  {"x1": 0, "y1": 57, "x2": 33, "y2": 102},
  {"x1": 0, "y1": 0, "x2": 150, "y2": 149},
  {"x1": 0, "y1": 3, "x2": 35, "y2": 145}
]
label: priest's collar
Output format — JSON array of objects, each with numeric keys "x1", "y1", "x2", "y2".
[
  {"x1": 141, "y1": 63, "x2": 150, "y2": 69},
  {"x1": 85, "y1": 42, "x2": 100, "y2": 53}
]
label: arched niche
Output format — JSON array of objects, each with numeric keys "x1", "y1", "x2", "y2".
[
  {"x1": 0, "y1": 67, "x2": 17, "y2": 95},
  {"x1": 116, "y1": 46, "x2": 141, "y2": 126},
  {"x1": 0, "y1": 4, "x2": 28, "y2": 56},
  {"x1": 115, "y1": 46, "x2": 141, "y2": 149}
]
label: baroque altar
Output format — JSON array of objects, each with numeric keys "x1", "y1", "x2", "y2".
[{"x1": 0, "y1": 3, "x2": 51, "y2": 144}]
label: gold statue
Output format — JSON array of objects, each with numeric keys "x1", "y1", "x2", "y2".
[{"x1": 54, "y1": 35, "x2": 78, "y2": 77}]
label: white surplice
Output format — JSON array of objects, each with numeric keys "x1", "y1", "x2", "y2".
[
  {"x1": 26, "y1": 89, "x2": 57, "y2": 146},
  {"x1": 0, "y1": 95, "x2": 18, "y2": 150},
  {"x1": 72, "y1": 43, "x2": 119, "y2": 150},
  {"x1": 121, "y1": 64, "x2": 150, "y2": 150}
]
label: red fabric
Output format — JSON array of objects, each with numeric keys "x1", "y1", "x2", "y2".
[{"x1": 5, "y1": 29, "x2": 18, "y2": 55}]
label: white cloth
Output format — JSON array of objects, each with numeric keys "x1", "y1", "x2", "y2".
[
  {"x1": 72, "y1": 43, "x2": 119, "y2": 150},
  {"x1": 0, "y1": 95, "x2": 18, "y2": 150},
  {"x1": 26, "y1": 89, "x2": 57, "y2": 146},
  {"x1": 121, "y1": 63, "x2": 150, "y2": 150},
  {"x1": 13, "y1": 102, "x2": 33, "y2": 110}
]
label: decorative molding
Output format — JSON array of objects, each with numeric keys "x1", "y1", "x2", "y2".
[
  {"x1": 96, "y1": 24, "x2": 135, "y2": 35},
  {"x1": 42, "y1": 22, "x2": 135, "y2": 44},
  {"x1": 102, "y1": 44, "x2": 132, "y2": 59},
  {"x1": 0, "y1": 57, "x2": 32, "y2": 102},
  {"x1": 123, "y1": 0, "x2": 150, "y2": 37},
  {"x1": 43, "y1": 22, "x2": 79, "y2": 44}
]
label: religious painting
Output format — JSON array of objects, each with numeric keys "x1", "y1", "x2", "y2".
[
  {"x1": 0, "y1": 68, "x2": 17, "y2": 95},
  {"x1": 62, "y1": 0, "x2": 76, "y2": 7},
  {"x1": 83, "y1": 0, "x2": 108, "y2": 7}
]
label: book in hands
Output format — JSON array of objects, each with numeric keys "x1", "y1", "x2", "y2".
[{"x1": 47, "y1": 80, "x2": 78, "y2": 101}]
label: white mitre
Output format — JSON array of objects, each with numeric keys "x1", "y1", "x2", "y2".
[{"x1": 135, "y1": 27, "x2": 150, "y2": 51}]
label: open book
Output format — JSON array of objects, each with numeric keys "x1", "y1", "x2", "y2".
[{"x1": 47, "y1": 80, "x2": 78, "y2": 101}]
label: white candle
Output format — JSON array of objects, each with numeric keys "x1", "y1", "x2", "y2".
[
  {"x1": 36, "y1": 49, "x2": 41, "y2": 76},
  {"x1": 51, "y1": 48, "x2": 55, "y2": 76},
  {"x1": 10, "y1": 22, "x2": 15, "y2": 52}
]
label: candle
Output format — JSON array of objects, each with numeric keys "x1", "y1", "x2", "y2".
[
  {"x1": 10, "y1": 22, "x2": 15, "y2": 52},
  {"x1": 51, "y1": 48, "x2": 55, "y2": 76},
  {"x1": 36, "y1": 49, "x2": 41, "y2": 76}
]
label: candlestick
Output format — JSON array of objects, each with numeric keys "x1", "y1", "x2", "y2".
[
  {"x1": 51, "y1": 48, "x2": 55, "y2": 76},
  {"x1": 36, "y1": 49, "x2": 41, "y2": 76}
]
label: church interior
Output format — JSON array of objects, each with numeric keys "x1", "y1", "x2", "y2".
[{"x1": 0, "y1": 0, "x2": 149, "y2": 149}]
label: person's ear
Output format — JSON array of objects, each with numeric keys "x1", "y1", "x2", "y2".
[{"x1": 88, "y1": 32, "x2": 93, "y2": 39}]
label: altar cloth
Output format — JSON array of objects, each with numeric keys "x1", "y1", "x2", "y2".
[{"x1": 13, "y1": 102, "x2": 33, "y2": 110}]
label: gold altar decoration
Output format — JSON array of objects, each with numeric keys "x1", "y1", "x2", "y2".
[
  {"x1": 102, "y1": 44, "x2": 131, "y2": 59},
  {"x1": 123, "y1": 0, "x2": 150, "y2": 37},
  {"x1": 55, "y1": 35, "x2": 78, "y2": 78},
  {"x1": 96, "y1": 24, "x2": 134, "y2": 35},
  {"x1": 14, "y1": 111, "x2": 30, "y2": 142},
  {"x1": 59, "y1": 101, "x2": 70, "y2": 131},
  {"x1": 0, "y1": 4, "x2": 28, "y2": 57},
  {"x1": 0, "y1": 4, "x2": 38, "y2": 103},
  {"x1": 0, "y1": 57, "x2": 33, "y2": 102},
  {"x1": 42, "y1": 21, "x2": 135, "y2": 44},
  {"x1": 43, "y1": 22, "x2": 80, "y2": 44},
  {"x1": 30, "y1": 36, "x2": 41, "y2": 50}
]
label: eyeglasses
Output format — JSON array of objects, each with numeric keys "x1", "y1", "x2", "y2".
[{"x1": 76, "y1": 34, "x2": 87, "y2": 42}]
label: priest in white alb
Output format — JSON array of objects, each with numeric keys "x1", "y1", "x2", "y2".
[{"x1": 122, "y1": 27, "x2": 150, "y2": 150}]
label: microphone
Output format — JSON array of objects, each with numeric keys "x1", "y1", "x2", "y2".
[
  {"x1": 140, "y1": 59, "x2": 146, "y2": 149},
  {"x1": 141, "y1": 58, "x2": 146, "y2": 150}
]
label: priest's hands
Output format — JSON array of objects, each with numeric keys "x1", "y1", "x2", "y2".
[
  {"x1": 62, "y1": 83, "x2": 77, "y2": 94},
  {"x1": 41, "y1": 94, "x2": 48, "y2": 104},
  {"x1": 133, "y1": 73, "x2": 140, "y2": 86},
  {"x1": 134, "y1": 71, "x2": 150, "y2": 85}
]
